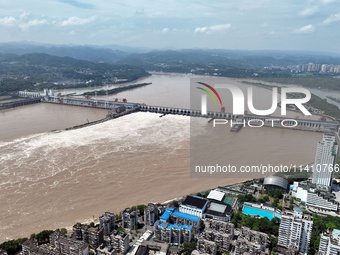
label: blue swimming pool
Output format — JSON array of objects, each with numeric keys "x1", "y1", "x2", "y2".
[{"x1": 242, "y1": 205, "x2": 281, "y2": 220}]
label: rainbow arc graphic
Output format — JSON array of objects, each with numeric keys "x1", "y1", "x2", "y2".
[{"x1": 196, "y1": 82, "x2": 224, "y2": 112}]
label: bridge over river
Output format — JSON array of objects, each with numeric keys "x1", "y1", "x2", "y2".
[{"x1": 37, "y1": 96, "x2": 339, "y2": 132}]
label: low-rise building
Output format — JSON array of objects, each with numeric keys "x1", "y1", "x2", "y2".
[
  {"x1": 306, "y1": 192, "x2": 338, "y2": 212},
  {"x1": 234, "y1": 226, "x2": 270, "y2": 255},
  {"x1": 204, "y1": 201, "x2": 233, "y2": 222},
  {"x1": 200, "y1": 219, "x2": 234, "y2": 252},
  {"x1": 153, "y1": 221, "x2": 192, "y2": 244},
  {"x1": 179, "y1": 196, "x2": 208, "y2": 218},
  {"x1": 160, "y1": 208, "x2": 199, "y2": 229},
  {"x1": 22, "y1": 231, "x2": 89, "y2": 255},
  {"x1": 196, "y1": 238, "x2": 217, "y2": 255}
]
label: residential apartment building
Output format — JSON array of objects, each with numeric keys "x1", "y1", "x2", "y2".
[
  {"x1": 22, "y1": 231, "x2": 89, "y2": 255},
  {"x1": 122, "y1": 208, "x2": 138, "y2": 230},
  {"x1": 111, "y1": 232, "x2": 130, "y2": 254},
  {"x1": 278, "y1": 208, "x2": 313, "y2": 254},
  {"x1": 153, "y1": 220, "x2": 192, "y2": 244},
  {"x1": 196, "y1": 238, "x2": 217, "y2": 255},
  {"x1": 200, "y1": 219, "x2": 234, "y2": 252},
  {"x1": 319, "y1": 229, "x2": 340, "y2": 255},
  {"x1": 99, "y1": 212, "x2": 115, "y2": 236},
  {"x1": 312, "y1": 132, "x2": 338, "y2": 187},
  {"x1": 144, "y1": 203, "x2": 159, "y2": 226}
]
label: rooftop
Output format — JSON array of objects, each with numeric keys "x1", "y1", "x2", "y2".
[
  {"x1": 207, "y1": 190, "x2": 225, "y2": 201},
  {"x1": 205, "y1": 201, "x2": 232, "y2": 217},
  {"x1": 159, "y1": 208, "x2": 199, "y2": 222},
  {"x1": 181, "y1": 195, "x2": 208, "y2": 210},
  {"x1": 172, "y1": 211, "x2": 199, "y2": 222}
]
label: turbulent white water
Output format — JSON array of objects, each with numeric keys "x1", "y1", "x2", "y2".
[
  {"x1": 0, "y1": 112, "x2": 193, "y2": 187},
  {"x1": 0, "y1": 73, "x2": 322, "y2": 242}
]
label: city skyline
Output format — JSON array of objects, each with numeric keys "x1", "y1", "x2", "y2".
[{"x1": 0, "y1": 0, "x2": 340, "y2": 52}]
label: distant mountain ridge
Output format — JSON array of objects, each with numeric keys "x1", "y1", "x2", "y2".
[
  {"x1": 0, "y1": 42, "x2": 129, "y2": 64},
  {"x1": 1, "y1": 42, "x2": 340, "y2": 69}
]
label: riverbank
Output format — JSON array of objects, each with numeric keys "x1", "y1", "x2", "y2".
[{"x1": 83, "y1": 82, "x2": 152, "y2": 96}]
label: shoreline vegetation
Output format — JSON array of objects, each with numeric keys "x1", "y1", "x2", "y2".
[
  {"x1": 2, "y1": 177, "x2": 339, "y2": 255},
  {"x1": 0, "y1": 179, "x2": 250, "y2": 253},
  {"x1": 83, "y1": 82, "x2": 152, "y2": 96}
]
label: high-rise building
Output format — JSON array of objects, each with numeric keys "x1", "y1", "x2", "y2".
[
  {"x1": 144, "y1": 203, "x2": 159, "y2": 226},
  {"x1": 99, "y1": 212, "x2": 115, "y2": 236},
  {"x1": 319, "y1": 229, "x2": 340, "y2": 255},
  {"x1": 122, "y1": 208, "x2": 138, "y2": 230},
  {"x1": 312, "y1": 132, "x2": 338, "y2": 187},
  {"x1": 278, "y1": 208, "x2": 313, "y2": 254}
]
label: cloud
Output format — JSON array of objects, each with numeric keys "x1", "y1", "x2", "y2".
[
  {"x1": 58, "y1": 0, "x2": 94, "y2": 9},
  {"x1": 194, "y1": 23, "x2": 231, "y2": 33},
  {"x1": 293, "y1": 24, "x2": 316, "y2": 34},
  {"x1": 321, "y1": 0, "x2": 336, "y2": 4},
  {"x1": 299, "y1": 6, "x2": 319, "y2": 17},
  {"x1": 19, "y1": 19, "x2": 48, "y2": 30},
  {"x1": 209, "y1": 23, "x2": 232, "y2": 31},
  {"x1": 0, "y1": 15, "x2": 48, "y2": 30},
  {"x1": 194, "y1": 26, "x2": 208, "y2": 33},
  {"x1": 60, "y1": 16, "x2": 96, "y2": 26},
  {"x1": 323, "y1": 13, "x2": 340, "y2": 24},
  {"x1": 161, "y1": 27, "x2": 170, "y2": 33},
  {"x1": 0, "y1": 16, "x2": 17, "y2": 26}
]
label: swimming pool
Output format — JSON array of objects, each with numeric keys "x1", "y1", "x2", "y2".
[{"x1": 242, "y1": 205, "x2": 281, "y2": 220}]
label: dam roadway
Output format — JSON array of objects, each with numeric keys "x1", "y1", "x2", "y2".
[{"x1": 37, "y1": 96, "x2": 339, "y2": 132}]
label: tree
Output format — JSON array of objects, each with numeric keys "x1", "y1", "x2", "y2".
[
  {"x1": 172, "y1": 200, "x2": 179, "y2": 207},
  {"x1": 137, "y1": 204, "x2": 147, "y2": 215},
  {"x1": 200, "y1": 220, "x2": 205, "y2": 231},
  {"x1": 35, "y1": 230, "x2": 54, "y2": 244},
  {"x1": 60, "y1": 228, "x2": 67, "y2": 236},
  {"x1": 180, "y1": 242, "x2": 197, "y2": 255},
  {"x1": 0, "y1": 238, "x2": 28, "y2": 255}
]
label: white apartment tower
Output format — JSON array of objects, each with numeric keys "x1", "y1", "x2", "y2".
[
  {"x1": 278, "y1": 208, "x2": 313, "y2": 254},
  {"x1": 312, "y1": 132, "x2": 338, "y2": 187},
  {"x1": 319, "y1": 229, "x2": 340, "y2": 255}
]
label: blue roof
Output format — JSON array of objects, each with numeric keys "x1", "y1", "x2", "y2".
[
  {"x1": 167, "y1": 224, "x2": 192, "y2": 230},
  {"x1": 172, "y1": 211, "x2": 199, "y2": 222},
  {"x1": 160, "y1": 210, "x2": 170, "y2": 221},
  {"x1": 158, "y1": 221, "x2": 166, "y2": 227},
  {"x1": 159, "y1": 208, "x2": 199, "y2": 223}
]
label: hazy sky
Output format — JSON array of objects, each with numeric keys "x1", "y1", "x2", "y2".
[{"x1": 0, "y1": 0, "x2": 339, "y2": 52}]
